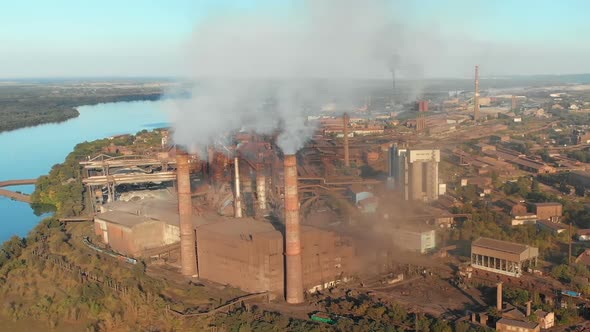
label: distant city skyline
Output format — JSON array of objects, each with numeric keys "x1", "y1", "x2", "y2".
[{"x1": 2, "y1": 0, "x2": 590, "y2": 78}]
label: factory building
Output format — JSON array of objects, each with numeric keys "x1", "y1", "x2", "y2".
[
  {"x1": 95, "y1": 200, "x2": 357, "y2": 298},
  {"x1": 531, "y1": 202, "x2": 562, "y2": 222},
  {"x1": 471, "y1": 237, "x2": 538, "y2": 277},
  {"x1": 388, "y1": 145, "x2": 408, "y2": 193},
  {"x1": 91, "y1": 148, "x2": 362, "y2": 301},
  {"x1": 390, "y1": 148, "x2": 440, "y2": 201},
  {"x1": 94, "y1": 210, "x2": 180, "y2": 257},
  {"x1": 495, "y1": 318, "x2": 540, "y2": 332},
  {"x1": 95, "y1": 198, "x2": 195, "y2": 257},
  {"x1": 196, "y1": 219, "x2": 284, "y2": 295},
  {"x1": 388, "y1": 224, "x2": 436, "y2": 254}
]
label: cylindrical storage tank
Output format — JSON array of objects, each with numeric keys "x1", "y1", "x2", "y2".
[
  {"x1": 176, "y1": 149, "x2": 198, "y2": 277},
  {"x1": 284, "y1": 155, "x2": 304, "y2": 304}
]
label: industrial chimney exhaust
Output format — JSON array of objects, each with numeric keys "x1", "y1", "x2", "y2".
[
  {"x1": 284, "y1": 154, "x2": 304, "y2": 304},
  {"x1": 176, "y1": 149, "x2": 198, "y2": 277}
]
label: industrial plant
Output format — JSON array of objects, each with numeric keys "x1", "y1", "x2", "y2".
[
  {"x1": 5, "y1": 0, "x2": 590, "y2": 330},
  {"x1": 47, "y1": 63, "x2": 590, "y2": 329},
  {"x1": 85, "y1": 110, "x2": 441, "y2": 302}
]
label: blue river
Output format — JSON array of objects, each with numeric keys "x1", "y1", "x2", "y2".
[{"x1": 0, "y1": 100, "x2": 170, "y2": 243}]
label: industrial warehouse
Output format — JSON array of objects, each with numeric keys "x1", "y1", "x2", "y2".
[{"x1": 471, "y1": 237, "x2": 539, "y2": 277}]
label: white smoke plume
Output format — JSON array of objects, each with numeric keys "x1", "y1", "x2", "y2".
[{"x1": 168, "y1": 0, "x2": 414, "y2": 155}]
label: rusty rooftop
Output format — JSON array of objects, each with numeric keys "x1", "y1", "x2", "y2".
[{"x1": 197, "y1": 218, "x2": 280, "y2": 237}]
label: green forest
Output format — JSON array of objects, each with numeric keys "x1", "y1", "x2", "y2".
[{"x1": 0, "y1": 83, "x2": 163, "y2": 132}]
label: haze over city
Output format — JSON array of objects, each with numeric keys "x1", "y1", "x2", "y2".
[{"x1": 2, "y1": 0, "x2": 590, "y2": 78}]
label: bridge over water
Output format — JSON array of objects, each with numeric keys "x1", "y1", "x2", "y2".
[{"x1": 0, "y1": 179, "x2": 37, "y2": 203}]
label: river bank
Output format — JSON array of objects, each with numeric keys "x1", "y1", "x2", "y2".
[
  {"x1": 0, "y1": 100, "x2": 169, "y2": 242},
  {"x1": 0, "y1": 81, "x2": 166, "y2": 133}
]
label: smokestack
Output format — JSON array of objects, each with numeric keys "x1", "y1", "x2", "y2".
[
  {"x1": 511, "y1": 95, "x2": 517, "y2": 111},
  {"x1": 256, "y1": 164, "x2": 266, "y2": 211},
  {"x1": 526, "y1": 301, "x2": 532, "y2": 317},
  {"x1": 234, "y1": 156, "x2": 242, "y2": 218},
  {"x1": 284, "y1": 155, "x2": 304, "y2": 304},
  {"x1": 391, "y1": 69, "x2": 396, "y2": 102},
  {"x1": 212, "y1": 152, "x2": 225, "y2": 184},
  {"x1": 207, "y1": 146, "x2": 215, "y2": 183},
  {"x1": 496, "y1": 282, "x2": 503, "y2": 311},
  {"x1": 474, "y1": 65, "x2": 480, "y2": 121},
  {"x1": 176, "y1": 149, "x2": 198, "y2": 277},
  {"x1": 389, "y1": 54, "x2": 399, "y2": 104},
  {"x1": 343, "y1": 113, "x2": 350, "y2": 167}
]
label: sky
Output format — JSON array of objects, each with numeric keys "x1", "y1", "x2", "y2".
[{"x1": 1, "y1": 0, "x2": 590, "y2": 78}]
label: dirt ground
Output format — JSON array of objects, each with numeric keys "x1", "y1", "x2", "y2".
[{"x1": 365, "y1": 274, "x2": 485, "y2": 319}]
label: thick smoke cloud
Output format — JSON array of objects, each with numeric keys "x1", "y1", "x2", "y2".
[{"x1": 168, "y1": 0, "x2": 409, "y2": 155}]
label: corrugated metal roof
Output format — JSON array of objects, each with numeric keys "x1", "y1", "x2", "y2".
[{"x1": 472, "y1": 237, "x2": 531, "y2": 255}]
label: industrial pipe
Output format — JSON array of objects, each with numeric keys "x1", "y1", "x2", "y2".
[
  {"x1": 284, "y1": 155, "x2": 304, "y2": 304},
  {"x1": 176, "y1": 149, "x2": 198, "y2": 277}
]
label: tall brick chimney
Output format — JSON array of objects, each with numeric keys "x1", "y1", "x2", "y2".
[
  {"x1": 343, "y1": 113, "x2": 350, "y2": 167},
  {"x1": 256, "y1": 164, "x2": 266, "y2": 211},
  {"x1": 176, "y1": 149, "x2": 198, "y2": 277},
  {"x1": 234, "y1": 156, "x2": 242, "y2": 218},
  {"x1": 284, "y1": 154, "x2": 304, "y2": 304}
]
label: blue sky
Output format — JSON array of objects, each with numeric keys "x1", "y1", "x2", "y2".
[{"x1": 1, "y1": 0, "x2": 589, "y2": 78}]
